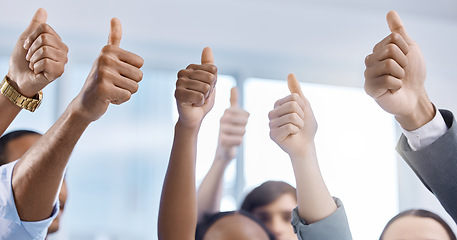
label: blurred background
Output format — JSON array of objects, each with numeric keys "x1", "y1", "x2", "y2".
[{"x1": 1, "y1": 0, "x2": 457, "y2": 239}]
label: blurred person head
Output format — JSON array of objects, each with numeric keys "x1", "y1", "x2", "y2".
[
  {"x1": 0, "y1": 130, "x2": 68, "y2": 235},
  {"x1": 380, "y1": 209, "x2": 456, "y2": 240},
  {"x1": 241, "y1": 181, "x2": 297, "y2": 240},
  {"x1": 196, "y1": 210, "x2": 275, "y2": 240}
]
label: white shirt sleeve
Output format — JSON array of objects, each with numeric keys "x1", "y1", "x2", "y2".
[{"x1": 401, "y1": 109, "x2": 448, "y2": 151}]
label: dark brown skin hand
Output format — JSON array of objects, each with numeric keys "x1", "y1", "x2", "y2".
[
  {"x1": 7, "y1": 8, "x2": 68, "y2": 97},
  {"x1": 175, "y1": 47, "x2": 218, "y2": 128},
  {"x1": 364, "y1": 10, "x2": 434, "y2": 131}
]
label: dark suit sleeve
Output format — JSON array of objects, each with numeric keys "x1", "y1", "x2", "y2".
[{"x1": 396, "y1": 109, "x2": 457, "y2": 223}]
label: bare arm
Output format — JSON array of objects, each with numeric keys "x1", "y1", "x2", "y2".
[
  {"x1": 0, "y1": 8, "x2": 68, "y2": 135},
  {"x1": 269, "y1": 74, "x2": 336, "y2": 223},
  {"x1": 12, "y1": 18, "x2": 144, "y2": 221},
  {"x1": 158, "y1": 47, "x2": 217, "y2": 240},
  {"x1": 197, "y1": 87, "x2": 249, "y2": 221}
]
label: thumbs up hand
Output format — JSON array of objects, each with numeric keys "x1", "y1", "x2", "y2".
[
  {"x1": 364, "y1": 11, "x2": 433, "y2": 130},
  {"x1": 215, "y1": 87, "x2": 250, "y2": 163},
  {"x1": 7, "y1": 8, "x2": 69, "y2": 97},
  {"x1": 269, "y1": 74, "x2": 317, "y2": 158},
  {"x1": 175, "y1": 47, "x2": 218, "y2": 128},
  {"x1": 71, "y1": 18, "x2": 144, "y2": 122}
]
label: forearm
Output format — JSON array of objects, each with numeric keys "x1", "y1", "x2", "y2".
[
  {"x1": 158, "y1": 121, "x2": 200, "y2": 240},
  {"x1": 0, "y1": 94, "x2": 22, "y2": 136},
  {"x1": 12, "y1": 101, "x2": 91, "y2": 221},
  {"x1": 291, "y1": 142, "x2": 336, "y2": 224},
  {"x1": 197, "y1": 153, "x2": 229, "y2": 221}
]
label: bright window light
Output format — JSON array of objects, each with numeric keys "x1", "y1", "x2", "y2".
[{"x1": 244, "y1": 78, "x2": 398, "y2": 239}]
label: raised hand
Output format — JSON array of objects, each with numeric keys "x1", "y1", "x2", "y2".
[
  {"x1": 215, "y1": 87, "x2": 250, "y2": 162},
  {"x1": 364, "y1": 10, "x2": 433, "y2": 130},
  {"x1": 71, "y1": 18, "x2": 144, "y2": 122},
  {"x1": 268, "y1": 74, "x2": 317, "y2": 158},
  {"x1": 175, "y1": 47, "x2": 218, "y2": 128},
  {"x1": 7, "y1": 8, "x2": 69, "y2": 97}
]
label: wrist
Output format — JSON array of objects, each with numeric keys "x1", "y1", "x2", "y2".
[
  {"x1": 6, "y1": 72, "x2": 40, "y2": 98},
  {"x1": 176, "y1": 119, "x2": 201, "y2": 136},
  {"x1": 288, "y1": 141, "x2": 316, "y2": 163},
  {"x1": 395, "y1": 96, "x2": 435, "y2": 131}
]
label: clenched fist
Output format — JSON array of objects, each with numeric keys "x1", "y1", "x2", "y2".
[
  {"x1": 175, "y1": 47, "x2": 218, "y2": 128},
  {"x1": 364, "y1": 10, "x2": 434, "y2": 130},
  {"x1": 269, "y1": 74, "x2": 317, "y2": 158},
  {"x1": 7, "y1": 8, "x2": 68, "y2": 97},
  {"x1": 71, "y1": 18, "x2": 144, "y2": 122}
]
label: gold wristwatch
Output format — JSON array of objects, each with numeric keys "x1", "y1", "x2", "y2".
[{"x1": 0, "y1": 76, "x2": 42, "y2": 112}]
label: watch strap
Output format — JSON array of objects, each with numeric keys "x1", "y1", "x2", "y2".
[{"x1": 0, "y1": 75, "x2": 42, "y2": 112}]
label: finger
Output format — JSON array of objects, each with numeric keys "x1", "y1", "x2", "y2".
[
  {"x1": 26, "y1": 33, "x2": 68, "y2": 61},
  {"x1": 22, "y1": 8, "x2": 48, "y2": 48},
  {"x1": 270, "y1": 124, "x2": 300, "y2": 142},
  {"x1": 115, "y1": 60, "x2": 143, "y2": 82},
  {"x1": 364, "y1": 59, "x2": 405, "y2": 80},
  {"x1": 28, "y1": 46, "x2": 67, "y2": 70},
  {"x1": 33, "y1": 58, "x2": 65, "y2": 79},
  {"x1": 175, "y1": 87, "x2": 206, "y2": 107},
  {"x1": 201, "y1": 47, "x2": 214, "y2": 64},
  {"x1": 189, "y1": 69, "x2": 216, "y2": 85},
  {"x1": 386, "y1": 10, "x2": 413, "y2": 44},
  {"x1": 373, "y1": 33, "x2": 409, "y2": 56},
  {"x1": 109, "y1": 87, "x2": 132, "y2": 105},
  {"x1": 219, "y1": 134, "x2": 243, "y2": 146},
  {"x1": 268, "y1": 101, "x2": 305, "y2": 121},
  {"x1": 273, "y1": 94, "x2": 307, "y2": 114},
  {"x1": 269, "y1": 113, "x2": 304, "y2": 130},
  {"x1": 230, "y1": 87, "x2": 239, "y2": 107},
  {"x1": 186, "y1": 64, "x2": 218, "y2": 75},
  {"x1": 287, "y1": 73, "x2": 304, "y2": 98},
  {"x1": 220, "y1": 124, "x2": 247, "y2": 136},
  {"x1": 366, "y1": 43, "x2": 408, "y2": 68},
  {"x1": 102, "y1": 45, "x2": 144, "y2": 68},
  {"x1": 24, "y1": 24, "x2": 62, "y2": 50},
  {"x1": 108, "y1": 18, "x2": 122, "y2": 47},
  {"x1": 113, "y1": 75, "x2": 140, "y2": 94},
  {"x1": 221, "y1": 109, "x2": 249, "y2": 125},
  {"x1": 364, "y1": 75, "x2": 403, "y2": 99}
]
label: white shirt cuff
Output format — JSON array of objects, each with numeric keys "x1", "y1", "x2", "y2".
[{"x1": 401, "y1": 109, "x2": 448, "y2": 151}]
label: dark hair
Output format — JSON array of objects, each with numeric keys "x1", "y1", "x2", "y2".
[
  {"x1": 0, "y1": 130, "x2": 41, "y2": 166},
  {"x1": 196, "y1": 210, "x2": 276, "y2": 240},
  {"x1": 379, "y1": 209, "x2": 457, "y2": 240},
  {"x1": 241, "y1": 181, "x2": 297, "y2": 213}
]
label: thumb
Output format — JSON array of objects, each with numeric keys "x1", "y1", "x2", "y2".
[
  {"x1": 201, "y1": 47, "x2": 214, "y2": 64},
  {"x1": 386, "y1": 10, "x2": 413, "y2": 44},
  {"x1": 287, "y1": 73, "x2": 304, "y2": 98},
  {"x1": 108, "y1": 18, "x2": 122, "y2": 47},
  {"x1": 230, "y1": 87, "x2": 238, "y2": 107},
  {"x1": 24, "y1": 8, "x2": 47, "y2": 34}
]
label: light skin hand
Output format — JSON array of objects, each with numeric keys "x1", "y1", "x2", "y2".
[
  {"x1": 69, "y1": 18, "x2": 144, "y2": 123},
  {"x1": 268, "y1": 74, "x2": 317, "y2": 159},
  {"x1": 269, "y1": 74, "x2": 335, "y2": 223},
  {"x1": 175, "y1": 47, "x2": 218, "y2": 129},
  {"x1": 364, "y1": 10, "x2": 434, "y2": 131},
  {"x1": 196, "y1": 87, "x2": 249, "y2": 221},
  {"x1": 215, "y1": 87, "x2": 250, "y2": 163},
  {"x1": 7, "y1": 8, "x2": 68, "y2": 97}
]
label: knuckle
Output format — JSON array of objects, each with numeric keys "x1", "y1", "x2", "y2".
[
  {"x1": 384, "y1": 58, "x2": 395, "y2": 69},
  {"x1": 177, "y1": 69, "x2": 189, "y2": 78},
  {"x1": 364, "y1": 55, "x2": 371, "y2": 66},
  {"x1": 390, "y1": 32, "x2": 401, "y2": 42}
]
